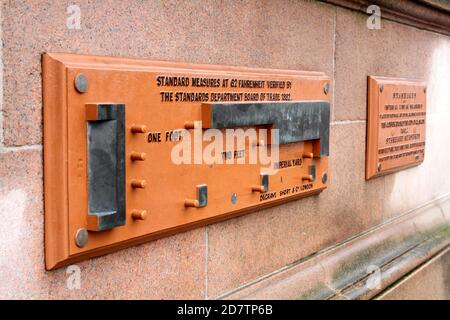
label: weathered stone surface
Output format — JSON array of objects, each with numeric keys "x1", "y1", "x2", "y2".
[{"x1": 2, "y1": 0, "x2": 335, "y2": 146}]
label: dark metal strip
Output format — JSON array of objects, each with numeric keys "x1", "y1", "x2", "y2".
[
  {"x1": 204, "y1": 101, "x2": 330, "y2": 156},
  {"x1": 87, "y1": 104, "x2": 126, "y2": 231}
]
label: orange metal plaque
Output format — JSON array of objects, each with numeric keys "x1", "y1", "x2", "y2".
[
  {"x1": 43, "y1": 53, "x2": 331, "y2": 269},
  {"x1": 366, "y1": 76, "x2": 426, "y2": 179}
]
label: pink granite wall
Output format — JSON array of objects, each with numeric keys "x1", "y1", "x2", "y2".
[{"x1": 0, "y1": 0, "x2": 449, "y2": 299}]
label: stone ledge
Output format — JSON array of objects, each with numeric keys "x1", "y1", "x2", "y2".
[
  {"x1": 333, "y1": 228, "x2": 450, "y2": 299},
  {"x1": 375, "y1": 247, "x2": 450, "y2": 300},
  {"x1": 322, "y1": 0, "x2": 450, "y2": 36},
  {"x1": 219, "y1": 193, "x2": 450, "y2": 299}
]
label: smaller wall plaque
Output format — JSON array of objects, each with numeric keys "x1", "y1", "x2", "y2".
[{"x1": 366, "y1": 76, "x2": 427, "y2": 179}]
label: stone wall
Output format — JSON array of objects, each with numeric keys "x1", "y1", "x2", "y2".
[{"x1": 0, "y1": 0, "x2": 449, "y2": 299}]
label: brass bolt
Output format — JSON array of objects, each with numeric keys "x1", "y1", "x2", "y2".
[
  {"x1": 131, "y1": 210, "x2": 147, "y2": 221},
  {"x1": 184, "y1": 121, "x2": 201, "y2": 129},
  {"x1": 131, "y1": 179, "x2": 147, "y2": 189},
  {"x1": 303, "y1": 152, "x2": 314, "y2": 159},
  {"x1": 184, "y1": 199, "x2": 200, "y2": 208},
  {"x1": 130, "y1": 152, "x2": 146, "y2": 161},
  {"x1": 131, "y1": 124, "x2": 148, "y2": 134},
  {"x1": 251, "y1": 185, "x2": 266, "y2": 193}
]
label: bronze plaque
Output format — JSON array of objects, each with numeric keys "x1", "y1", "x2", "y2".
[
  {"x1": 366, "y1": 76, "x2": 426, "y2": 179},
  {"x1": 43, "y1": 53, "x2": 331, "y2": 269}
]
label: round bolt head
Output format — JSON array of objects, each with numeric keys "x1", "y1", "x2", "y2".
[
  {"x1": 74, "y1": 73, "x2": 88, "y2": 93},
  {"x1": 323, "y1": 83, "x2": 329, "y2": 95},
  {"x1": 75, "y1": 228, "x2": 88, "y2": 248},
  {"x1": 321, "y1": 172, "x2": 328, "y2": 184},
  {"x1": 231, "y1": 193, "x2": 237, "y2": 205}
]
